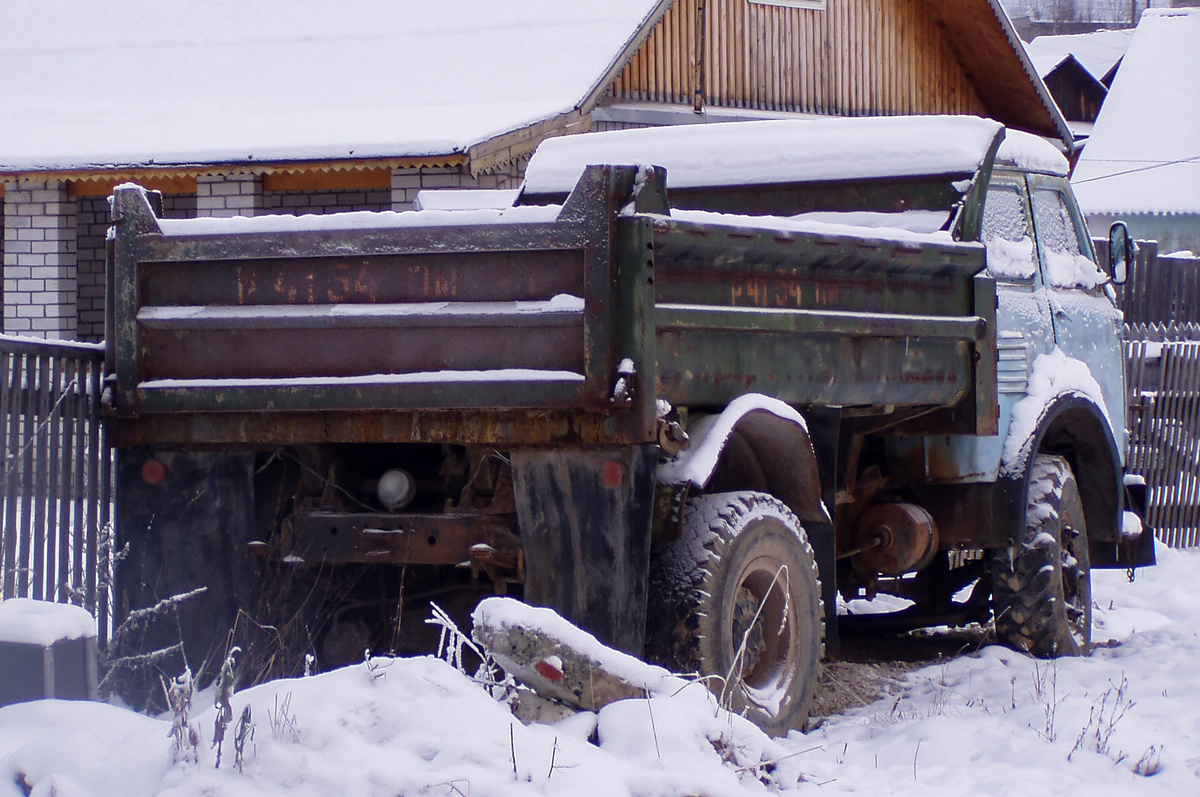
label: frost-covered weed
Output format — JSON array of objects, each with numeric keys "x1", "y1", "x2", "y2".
[
  {"x1": 162, "y1": 667, "x2": 201, "y2": 764},
  {"x1": 1031, "y1": 659, "x2": 1066, "y2": 741},
  {"x1": 1069, "y1": 673, "x2": 1136, "y2": 764},
  {"x1": 268, "y1": 691, "x2": 301, "y2": 742},
  {"x1": 233, "y1": 705, "x2": 254, "y2": 774},
  {"x1": 426, "y1": 602, "x2": 514, "y2": 701},
  {"x1": 212, "y1": 647, "x2": 240, "y2": 769}
]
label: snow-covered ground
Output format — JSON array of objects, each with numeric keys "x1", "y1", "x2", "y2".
[{"x1": 1, "y1": 542, "x2": 1197, "y2": 796}]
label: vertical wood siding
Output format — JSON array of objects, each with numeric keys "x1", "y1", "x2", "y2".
[{"x1": 610, "y1": 0, "x2": 987, "y2": 117}]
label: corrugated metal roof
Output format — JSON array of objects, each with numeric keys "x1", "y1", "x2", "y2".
[{"x1": 1072, "y1": 9, "x2": 1200, "y2": 217}]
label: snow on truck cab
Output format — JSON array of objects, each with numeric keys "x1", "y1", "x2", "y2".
[{"x1": 106, "y1": 115, "x2": 1151, "y2": 734}]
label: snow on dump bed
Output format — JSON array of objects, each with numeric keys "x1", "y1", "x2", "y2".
[
  {"x1": 155, "y1": 203, "x2": 561, "y2": 236},
  {"x1": 664, "y1": 208, "x2": 965, "y2": 246},
  {"x1": 0, "y1": 599, "x2": 95, "y2": 646},
  {"x1": 522, "y1": 116, "x2": 1005, "y2": 196},
  {"x1": 412, "y1": 189, "x2": 520, "y2": 212},
  {"x1": 138, "y1": 295, "x2": 585, "y2": 323},
  {"x1": 141, "y1": 369, "x2": 586, "y2": 391}
]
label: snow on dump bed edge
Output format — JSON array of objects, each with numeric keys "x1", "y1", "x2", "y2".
[
  {"x1": 663, "y1": 208, "x2": 964, "y2": 247},
  {"x1": 154, "y1": 203, "x2": 561, "y2": 236},
  {"x1": 522, "y1": 115, "x2": 1005, "y2": 196},
  {"x1": 0, "y1": 599, "x2": 95, "y2": 646}
]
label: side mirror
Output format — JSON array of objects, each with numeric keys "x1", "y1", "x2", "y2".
[{"x1": 1108, "y1": 221, "x2": 1135, "y2": 285}]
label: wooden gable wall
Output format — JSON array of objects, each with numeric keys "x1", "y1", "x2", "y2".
[{"x1": 609, "y1": 0, "x2": 989, "y2": 118}]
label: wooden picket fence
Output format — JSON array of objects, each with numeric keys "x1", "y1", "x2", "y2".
[
  {"x1": 0, "y1": 334, "x2": 112, "y2": 643},
  {"x1": 1114, "y1": 241, "x2": 1200, "y2": 327},
  {"x1": 1125, "y1": 325, "x2": 1200, "y2": 549}
]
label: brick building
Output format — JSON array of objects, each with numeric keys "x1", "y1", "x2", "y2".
[{"x1": 2, "y1": 0, "x2": 1066, "y2": 342}]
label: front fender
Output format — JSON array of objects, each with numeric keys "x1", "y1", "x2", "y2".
[{"x1": 1002, "y1": 392, "x2": 1130, "y2": 561}]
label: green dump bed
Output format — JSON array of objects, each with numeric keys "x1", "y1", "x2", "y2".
[{"x1": 104, "y1": 164, "x2": 995, "y2": 449}]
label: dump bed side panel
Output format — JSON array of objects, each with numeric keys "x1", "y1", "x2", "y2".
[{"x1": 648, "y1": 214, "x2": 995, "y2": 432}]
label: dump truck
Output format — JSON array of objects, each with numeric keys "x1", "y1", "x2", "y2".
[{"x1": 104, "y1": 115, "x2": 1152, "y2": 733}]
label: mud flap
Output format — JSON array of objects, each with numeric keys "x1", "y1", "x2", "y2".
[
  {"x1": 1090, "y1": 478, "x2": 1156, "y2": 569},
  {"x1": 113, "y1": 449, "x2": 258, "y2": 694},
  {"x1": 511, "y1": 445, "x2": 659, "y2": 656}
]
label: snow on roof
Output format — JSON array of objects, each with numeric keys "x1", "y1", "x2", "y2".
[
  {"x1": 1025, "y1": 47, "x2": 1073, "y2": 80},
  {"x1": 522, "y1": 116, "x2": 1007, "y2": 197},
  {"x1": 1071, "y1": 9, "x2": 1200, "y2": 217},
  {"x1": 0, "y1": 0, "x2": 664, "y2": 172},
  {"x1": 995, "y1": 129, "x2": 1070, "y2": 176},
  {"x1": 1026, "y1": 28, "x2": 1136, "y2": 83}
]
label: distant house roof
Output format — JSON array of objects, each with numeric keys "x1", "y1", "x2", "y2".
[
  {"x1": 1072, "y1": 9, "x2": 1200, "y2": 217},
  {"x1": 1020, "y1": 49, "x2": 1106, "y2": 136},
  {"x1": 0, "y1": 0, "x2": 668, "y2": 175},
  {"x1": 1026, "y1": 28, "x2": 1136, "y2": 85}
]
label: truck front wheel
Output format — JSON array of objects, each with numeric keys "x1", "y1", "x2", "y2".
[
  {"x1": 646, "y1": 491, "x2": 823, "y2": 736},
  {"x1": 991, "y1": 454, "x2": 1092, "y2": 657}
]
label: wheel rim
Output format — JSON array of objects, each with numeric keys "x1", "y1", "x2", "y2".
[
  {"x1": 1061, "y1": 521, "x2": 1089, "y2": 647},
  {"x1": 729, "y1": 555, "x2": 794, "y2": 693}
]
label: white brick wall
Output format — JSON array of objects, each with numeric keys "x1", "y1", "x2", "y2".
[
  {"x1": 73, "y1": 193, "x2": 197, "y2": 342},
  {"x1": 2, "y1": 163, "x2": 531, "y2": 340},
  {"x1": 262, "y1": 187, "x2": 391, "y2": 215},
  {"x1": 197, "y1": 173, "x2": 262, "y2": 217},
  {"x1": 390, "y1": 163, "x2": 525, "y2": 210},
  {"x1": 3, "y1": 179, "x2": 77, "y2": 339}
]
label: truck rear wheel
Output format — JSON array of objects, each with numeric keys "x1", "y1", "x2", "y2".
[
  {"x1": 991, "y1": 454, "x2": 1092, "y2": 657},
  {"x1": 646, "y1": 491, "x2": 823, "y2": 736}
]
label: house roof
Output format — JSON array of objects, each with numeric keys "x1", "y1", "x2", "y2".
[
  {"x1": 0, "y1": 0, "x2": 1071, "y2": 180},
  {"x1": 1027, "y1": 29, "x2": 1136, "y2": 85},
  {"x1": 0, "y1": 0, "x2": 668, "y2": 175},
  {"x1": 1072, "y1": 9, "x2": 1200, "y2": 217}
]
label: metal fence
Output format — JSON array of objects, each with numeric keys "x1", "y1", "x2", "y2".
[{"x1": 0, "y1": 334, "x2": 112, "y2": 643}]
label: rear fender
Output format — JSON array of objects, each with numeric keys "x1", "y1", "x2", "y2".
[{"x1": 658, "y1": 394, "x2": 828, "y2": 526}]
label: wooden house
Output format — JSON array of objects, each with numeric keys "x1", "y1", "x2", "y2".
[
  {"x1": 1025, "y1": 49, "x2": 1108, "y2": 143},
  {"x1": 2, "y1": 0, "x2": 1066, "y2": 341}
]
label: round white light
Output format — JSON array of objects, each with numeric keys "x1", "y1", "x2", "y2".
[{"x1": 377, "y1": 468, "x2": 415, "y2": 509}]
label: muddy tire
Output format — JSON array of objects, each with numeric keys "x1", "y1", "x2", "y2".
[
  {"x1": 646, "y1": 491, "x2": 823, "y2": 735},
  {"x1": 991, "y1": 454, "x2": 1092, "y2": 657}
]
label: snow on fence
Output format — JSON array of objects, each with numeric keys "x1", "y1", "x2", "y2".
[
  {"x1": 1126, "y1": 324, "x2": 1200, "y2": 548},
  {"x1": 0, "y1": 335, "x2": 112, "y2": 644}
]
